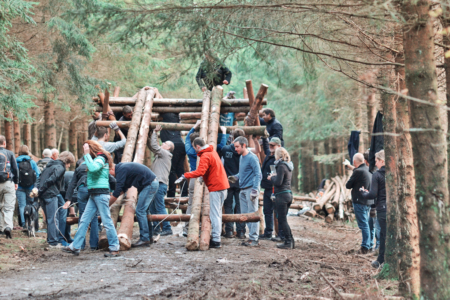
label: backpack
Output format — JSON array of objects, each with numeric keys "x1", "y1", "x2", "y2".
[
  {"x1": 18, "y1": 159, "x2": 36, "y2": 188},
  {"x1": 0, "y1": 152, "x2": 10, "y2": 183}
]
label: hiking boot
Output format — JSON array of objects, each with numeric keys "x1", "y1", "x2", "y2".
[
  {"x1": 241, "y1": 240, "x2": 260, "y2": 247},
  {"x1": 160, "y1": 229, "x2": 173, "y2": 236},
  {"x1": 236, "y1": 231, "x2": 246, "y2": 239},
  {"x1": 259, "y1": 234, "x2": 272, "y2": 240},
  {"x1": 271, "y1": 236, "x2": 283, "y2": 242},
  {"x1": 4, "y1": 227, "x2": 12, "y2": 239},
  {"x1": 371, "y1": 260, "x2": 382, "y2": 269},
  {"x1": 210, "y1": 240, "x2": 221, "y2": 248},
  {"x1": 277, "y1": 240, "x2": 294, "y2": 250},
  {"x1": 358, "y1": 247, "x2": 370, "y2": 255},
  {"x1": 224, "y1": 231, "x2": 234, "y2": 239},
  {"x1": 104, "y1": 251, "x2": 120, "y2": 258},
  {"x1": 131, "y1": 239, "x2": 151, "y2": 248},
  {"x1": 62, "y1": 246, "x2": 80, "y2": 256}
]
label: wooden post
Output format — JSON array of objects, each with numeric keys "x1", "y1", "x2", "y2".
[
  {"x1": 4, "y1": 112, "x2": 13, "y2": 152},
  {"x1": 13, "y1": 114, "x2": 21, "y2": 155},
  {"x1": 115, "y1": 88, "x2": 150, "y2": 250},
  {"x1": 186, "y1": 90, "x2": 211, "y2": 251},
  {"x1": 134, "y1": 89, "x2": 155, "y2": 163},
  {"x1": 199, "y1": 86, "x2": 223, "y2": 251}
]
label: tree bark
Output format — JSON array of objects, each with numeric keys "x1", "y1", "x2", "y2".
[
  {"x1": 13, "y1": 114, "x2": 21, "y2": 155},
  {"x1": 4, "y1": 112, "x2": 13, "y2": 152},
  {"x1": 23, "y1": 121, "x2": 31, "y2": 149},
  {"x1": 186, "y1": 90, "x2": 210, "y2": 251},
  {"x1": 94, "y1": 96, "x2": 266, "y2": 106},
  {"x1": 31, "y1": 120, "x2": 39, "y2": 157},
  {"x1": 134, "y1": 89, "x2": 155, "y2": 163},
  {"x1": 69, "y1": 121, "x2": 78, "y2": 163},
  {"x1": 291, "y1": 152, "x2": 299, "y2": 192},
  {"x1": 402, "y1": 2, "x2": 450, "y2": 298},
  {"x1": 44, "y1": 101, "x2": 56, "y2": 149}
]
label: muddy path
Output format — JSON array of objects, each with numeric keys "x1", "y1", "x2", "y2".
[{"x1": 0, "y1": 216, "x2": 398, "y2": 299}]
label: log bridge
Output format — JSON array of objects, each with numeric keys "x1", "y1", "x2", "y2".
[{"x1": 78, "y1": 81, "x2": 270, "y2": 251}]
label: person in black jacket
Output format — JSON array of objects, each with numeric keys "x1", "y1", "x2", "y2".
[
  {"x1": 259, "y1": 109, "x2": 284, "y2": 146},
  {"x1": 0, "y1": 135, "x2": 19, "y2": 239},
  {"x1": 159, "y1": 113, "x2": 188, "y2": 198},
  {"x1": 361, "y1": 150, "x2": 386, "y2": 268},
  {"x1": 195, "y1": 52, "x2": 232, "y2": 92},
  {"x1": 259, "y1": 137, "x2": 281, "y2": 241},
  {"x1": 33, "y1": 151, "x2": 75, "y2": 248},
  {"x1": 65, "y1": 158, "x2": 116, "y2": 250},
  {"x1": 346, "y1": 153, "x2": 374, "y2": 254},
  {"x1": 267, "y1": 148, "x2": 294, "y2": 249}
]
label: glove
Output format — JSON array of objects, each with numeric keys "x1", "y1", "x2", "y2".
[
  {"x1": 343, "y1": 159, "x2": 351, "y2": 166},
  {"x1": 29, "y1": 188, "x2": 39, "y2": 198},
  {"x1": 109, "y1": 121, "x2": 120, "y2": 132},
  {"x1": 174, "y1": 175, "x2": 186, "y2": 185},
  {"x1": 228, "y1": 176, "x2": 238, "y2": 184},
  {"x1": 250, "y1": 189, "x2": 259, "y2": 201}
]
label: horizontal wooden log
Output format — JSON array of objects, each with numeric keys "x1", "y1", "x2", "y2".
[
  {"x1": 293, "y1": 196, "x2": 317, "y2": 202},
  {"x1": 290, "y1": 204, "x2": 304, "y2": 210},
  {"x1": 95, "y1": 121, "x2": 268, "y2": 136},
  {"x1": 93, "y1": 97, "x2": 267, "y2": 106},
  {"x1": 96, "y1": 106, "x2": 255, "y2": 114},
  {"x1": 164, "y1": 197, "x2": 189, "y2": 204},
  {"x1": 66, "y1": 212, "x2": 260, "y2": 225}
]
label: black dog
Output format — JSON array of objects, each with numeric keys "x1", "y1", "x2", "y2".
[{"x1": 24, "y1": 201, "x2": 40, "y2": 237}]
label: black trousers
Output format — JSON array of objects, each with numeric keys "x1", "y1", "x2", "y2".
[
  {"x1": 167, "y1": 142, "x2": 188, "y2": 197},
  {"x1": 377, "y1": 211, "x2": 387, "y2": 264},
  {"x1": 262, "y1": 188, "x2": 275, "y2": 236},
  {"x1": 223, "y1": 187, "x2": 245, "y2": 233},
  {"x1": 274, "y1": 193, "x2": 293, "y2": 242}
]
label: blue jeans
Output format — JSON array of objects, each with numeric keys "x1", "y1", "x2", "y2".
[
  {"x1": 239, "y1": 187, "x2": 259, "y2": 241},
  {"x1": 16, "y1": 188, "x2": 32, "y2": 226},
  {"x1": 57, "y1": 194, "x2": 72, "y2": 244},
  {"x1": 77, "y1": 186, "x2": 99, "y2": 250},
  {"x1": 42, "y1": 196, "x2": 59, "y2": 246},
  {"x1": 136, "y1": 180, "x2": 159, "y2": 242},
  {"x1": 149, "y1": 183, "x2": 171, "y2": 231},
  {"x1": 70, "y1": 193, "x2": 119, "y2": 252},
  {"x1": 369, "y1": 216, "x2": 381, "y2": 250},
  {"x1": 353, "y1": 203, "x2": 372, "y2": 250}
]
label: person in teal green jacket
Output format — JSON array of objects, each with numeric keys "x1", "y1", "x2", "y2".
[{"x1": 62, "y1": 140, "x2": 120, "y2": 257}]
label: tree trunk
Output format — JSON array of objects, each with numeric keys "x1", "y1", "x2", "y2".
[
  {"x1": 4, "y1": 112, "x2": 13, "y2": 152},
  {"x1": 402, "y1": 2, "x2": 450, "y2": 298},
  {"x1": 44, "y1": 101, "x2": 56, "y2": 149},
  {"x1": 186, "y1": 90, "x2": 211, "y2": 251},
  {"x1": 13, "y1": 114, "x2": 20, "y2": 155},
  {"x1": 76, "y1": 121, "x2": 84, "y2": 159},
  {"x1": 69, "y1": 121, "x2": 78, "y2": 163},
  {"x1": 23, "y1": 120, "x2": 31, "y2": 149},
  {"x1": 134, "y1": 89, "x2": 155, "y2": 163},
  {"x1": 291, "y1": 152, "x2": 299, "y2": 193},
  {"x1": 394, "y1": 46, "x2": 421, "y2": 298},
  {"x1": 31, "y1": 120, "x2": 39, "y2": 157}
]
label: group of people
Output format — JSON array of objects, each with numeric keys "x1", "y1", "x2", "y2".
[{"x1": 345, "y1": 150, "x2": 386, "y2": 269}]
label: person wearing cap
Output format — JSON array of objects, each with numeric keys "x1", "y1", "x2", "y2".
[{"x1": 259, "y1": 137, "x2": 282, "y2": 241}]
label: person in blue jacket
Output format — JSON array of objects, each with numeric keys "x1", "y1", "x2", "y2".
[
  {"x1": 16, "y1": 145, "x2": 40, "y2": 229},
  {"x1": 182, "y1": 120, "x2": 227, "y2": 236}
]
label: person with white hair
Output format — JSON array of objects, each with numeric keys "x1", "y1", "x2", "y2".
[
  {"x1": 37, "y1": 149, "x2": 53, "y2": 173},
  {"x1": 51, "y1": 148, "x2": 59, "y2": 160},
  {"x1": 346, "y1": 152, "x2": 374, "y2": 254}
]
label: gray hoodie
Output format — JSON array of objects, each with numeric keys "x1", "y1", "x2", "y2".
[{"x1": 147, "y1": 132, "x2": 173, "y2": 185}]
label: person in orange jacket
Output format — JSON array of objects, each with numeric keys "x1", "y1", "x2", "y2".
[{"x1": 175, "y1": 137, "x2": 229, "y2": 248}]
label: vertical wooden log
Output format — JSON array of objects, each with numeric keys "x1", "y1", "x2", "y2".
[
  {"x1": 186, "y1": 90, "x2": 211, "y2": 251},
  {"x1": 44, "y1": 101, "x2": 56, "y2": 149},
  {"x1": 115, "y1": 88, "x2": 150, "y2": 250},
  {"x1": 4, "y1": 112, "x2": 13, "y2": 152},
  {"x1": 134, "y1": 89, "x2": 155, "y2": 163},
  {"x1": 13, "y1": 114, "x2": 21, "y2": 155},
  {"x1": 199, "y1": 86, "x2": 223, "y2": 251}
]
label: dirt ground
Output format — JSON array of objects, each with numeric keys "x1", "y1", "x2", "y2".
[{"x1": 0, "y1": 215, "x2": 400, "y2": 299}]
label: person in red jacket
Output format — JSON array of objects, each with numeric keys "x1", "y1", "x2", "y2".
[{"x1": 175, "y1": 137, "x2": 229, "y2": 248}]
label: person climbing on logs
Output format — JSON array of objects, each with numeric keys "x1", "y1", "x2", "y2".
[
  {"x1": 91, "y1": 125, "x2": 126, "y2": 155},
  {"x1": 267, "y1": 147, "x2": 295, "y2": 250},
  {"x1": 195, "y1": 50, "x2": 232, "y2": 92},
  {"x1": 175, "y1": 137, "x2": 229, "y2": 249},
  {"x1": 113, "y1": 105, "x2": 133, "y2": 164},
  {"x1": 60, "y1": 141, "x2": 119, "y2": 257}
]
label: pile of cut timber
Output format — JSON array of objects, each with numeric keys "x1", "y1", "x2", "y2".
[{"x1": 303, "y1": 176, "x2": 354, "y2": 223}]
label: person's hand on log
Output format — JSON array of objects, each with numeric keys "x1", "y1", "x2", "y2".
[
  {"x1": 220, "y1": 126, "x2": 227, "y2": 134},
  {"x1": 154, "y1": 125, "x2": 162, "y2": 132},
  {"x1": 109, "y1": 121, "x2": 120, "y2": 132},
  {"x1": 174, "y1": 175, "x2": 186, "y2": 185},
  {"x1": 250, "y1": 189, "x2": 259, "y2": 202},
  {"x1": 223, "y1": 80, "x2": 229, "y2": 85},
  {"x1": 193, "y1": 120, "x2": 201, "y2": 130},
  {"x1": 343, "y1": 159, "x2": 351, "y2": 166},
  {"x1": 83, "y1": 143, "x2": 90, "y2": 155},
  {"x1": 62, "y1": 201, "x2": 71, "y2": 210},
  {"x1": 228, "y1": 175, "x2": 238, "y2": 184}
]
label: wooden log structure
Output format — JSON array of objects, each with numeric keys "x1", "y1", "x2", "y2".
[
  {"x1": 186, "y1": 90, "x2": 210, "y2": 251},
  {"x1": 96, "y1": 105, "x2": 255, "y2": 114},
  {"x1": 93, "y1": 96, "x2": 267, "y2": 106},
  {"x1": 116, "y1": 88, "x2": 155, "y2": 250},
  {"x1": 95, "y1": 121, "x2": 268, "y2": 136}
]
